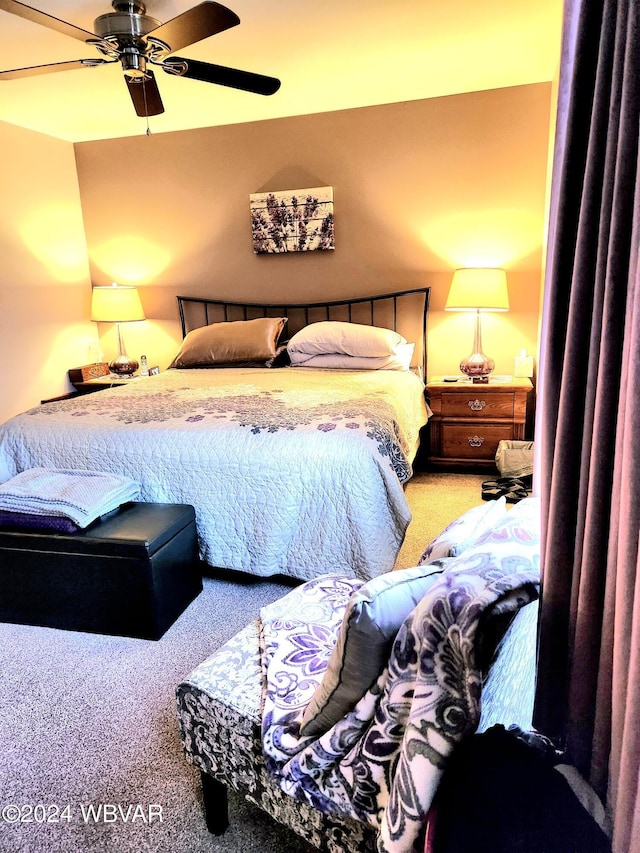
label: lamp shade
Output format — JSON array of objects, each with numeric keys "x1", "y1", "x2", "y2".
[
  {"x1": 90, "y1": 284, "x2": 145, "y2": 323},
  {"x1": 445, "y1": 268, "x2": 509, "y2": 312}
]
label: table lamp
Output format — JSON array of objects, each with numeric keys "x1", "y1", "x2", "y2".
[
  {"x1": 90, "y1": 283, "x2": 145, "y2": 375},
  {"x1": 445, "y1": 268, "x2": 509, "y2": 380}
]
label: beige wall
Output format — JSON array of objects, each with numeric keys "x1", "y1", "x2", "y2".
[
  {"x1": 0, "y1": 84, "x2": 551, "y2": 427},
  {"x1": 0, "y1": 121, "x2": 94, "y2": 424},
  {"x1": 74, "y1": 83, "x2": 551, "y2": 378}
]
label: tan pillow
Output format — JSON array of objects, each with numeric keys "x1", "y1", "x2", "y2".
[{"x1": 168, "y1": 317, "x2": 287, "y2": 368}]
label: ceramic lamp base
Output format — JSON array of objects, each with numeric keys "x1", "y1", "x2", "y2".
[
  {"x1": 459, "y1": 352, "x2": 495, "y2": 378},
  {"x1": 109, "y1": 321, "x2": 138, "y2": 375},
  {"x1": 459, "y1": 310, "x2": 495, "y2": 379},
  {"x1": 109, "y1": 355, "x2": 139, "y2": 375}
]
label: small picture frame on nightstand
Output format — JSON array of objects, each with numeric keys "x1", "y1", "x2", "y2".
[{"x1": 149, "y1": 366, "x2": 160, "y2": 376}]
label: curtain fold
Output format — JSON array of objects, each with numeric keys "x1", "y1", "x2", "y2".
[{"x1": 534, "y1": 1, "x2": 640, "y2": 850}]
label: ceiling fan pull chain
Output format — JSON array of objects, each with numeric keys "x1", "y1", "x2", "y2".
[{"x1": 142, "y1": 78, "x2": 151, "y2": 135}]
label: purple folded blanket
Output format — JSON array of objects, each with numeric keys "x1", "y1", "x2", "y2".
[{"x1": 0, "y1": 510, "x2": 79, "y2": 533}]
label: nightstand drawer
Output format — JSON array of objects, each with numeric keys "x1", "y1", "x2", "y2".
[
  {"x1": 441, "y1": 424, "x2": 515, "y2": 460},
  {"x1": 441, "y1": 391, "x2": 515, "y2": 419}
]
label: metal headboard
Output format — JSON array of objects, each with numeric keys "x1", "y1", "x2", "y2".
[{"x1": 176, "y1": 288, "x2": 430, "y2": 378}]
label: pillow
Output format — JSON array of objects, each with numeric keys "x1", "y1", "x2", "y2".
[
  {"x1": 417, "y1": 497, "x2": 508, "y2": 563},
  {"x1": 478, "y1": 599, "x2": 539, "y2": 733},
  {"x1": 287, "y1": 321, "x2": 406, "y2": 359},
  {"x1": 471, "y1": 496, "x2": 540, "y2": 547},
  {"x1": 289, "y1": 342, "x2": 415, "y2": 371},
  {"x1": 181, "y1": 344, "x2": 289, "y2": 369},
  {"x1": 168, "y1": 317, "x2": 287, "y2": 368},
  {"x1": 171, "y1": 345, "x2": 290, "y2": 370},
  {"x1": 300, "y1": 562, "x2": 446, "y2": 737}
]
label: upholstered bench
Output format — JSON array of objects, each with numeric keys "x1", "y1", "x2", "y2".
[
  {"x1": 0, "y1": 502, "x2": 201, "y2": 639},
  {"x1": 176, "y1": 615, "x2": 378, "y2": 852}
]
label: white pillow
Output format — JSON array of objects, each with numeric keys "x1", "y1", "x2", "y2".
[
  {"x1": 289, "y1": 342, "x2": 415, "y2": 370},
  {"x1": 287, "y1": 321, "x2": 406, "y2": 358},
  {"x1": 417, "y1": 497, "x2": 508, "y2": 563}
]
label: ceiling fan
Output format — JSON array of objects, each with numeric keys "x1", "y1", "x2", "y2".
[{"x1": 0, "y1": 0, "x2": 281, "y2": 117}]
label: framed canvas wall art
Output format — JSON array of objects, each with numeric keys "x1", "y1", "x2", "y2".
[{"x1": 250, "y1": 186, "x2": 334, "y2": 253}]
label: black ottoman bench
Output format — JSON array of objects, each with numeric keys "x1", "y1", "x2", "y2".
[{"x1": 0, "y1": 502, "x2": 202, "y2": 640}]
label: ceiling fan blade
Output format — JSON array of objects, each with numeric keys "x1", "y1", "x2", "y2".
[
  {"x1": 0, "y1": 58, "x2": 109, "y2": 80},
  {"x1": 149, "y1": 2, "x2": 240, "y2": 54},
  {"x1": 164, "y1": 57, "x2": 280, "y2": 96},
  {"x1": 125, "y1": 71, "x2": 164, "y2": 117},
  {"x1": 0, "y1": 0, "x2": 97, "y2": 43}
]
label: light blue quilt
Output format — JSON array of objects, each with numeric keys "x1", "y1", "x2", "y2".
[{"x1": 0, "y1": 366, "x2": 428, "y2": 580}]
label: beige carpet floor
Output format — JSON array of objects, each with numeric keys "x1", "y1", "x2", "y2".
[
  {"x1": 395, "y1": 471, "x2": 489, "y2": 568},
  {"x1": 0, "y1": 471, "x2": 490, "y2": 853}
]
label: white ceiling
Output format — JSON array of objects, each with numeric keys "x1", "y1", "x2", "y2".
[{"x1": 0, "y1": 0, "x2": 564, "y2": 143}]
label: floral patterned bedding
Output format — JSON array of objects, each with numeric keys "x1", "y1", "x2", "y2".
[
  {"x1": 0, "y1": 367, "x2": 428, "y2": 580},
  {"x1": 258, "y1": 510, "x2": 540, "y2": 852}
]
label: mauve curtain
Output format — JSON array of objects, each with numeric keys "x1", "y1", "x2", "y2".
[{"x1": 534, "y1": 1, "x2": 640, "y2": 850}]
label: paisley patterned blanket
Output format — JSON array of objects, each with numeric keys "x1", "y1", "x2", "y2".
[
  {"x1": 259, "y1": 510, "x2": 540, "y2": 852},
  {"x1": 0, "y1": 367, "x2": 428, "y2": 580}
]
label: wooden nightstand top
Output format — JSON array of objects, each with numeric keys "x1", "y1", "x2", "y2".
[
  {"x1": 427, "y1": 376, "x2": 533, "y2": 391},
  {"x1": 71, "y1": 375, "x2": 142, "y2": 392}
]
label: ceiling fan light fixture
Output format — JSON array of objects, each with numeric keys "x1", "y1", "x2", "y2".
[{"x1": 120, "y1": 50, "x2": 148, "y2": 77}]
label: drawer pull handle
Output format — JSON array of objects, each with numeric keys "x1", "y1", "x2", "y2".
[
  {"x1": 468, "y1": 435, "x2": 484, "y2": 448},
  {"x1": 468, "y1": 399, "x2": 486, "y2": 411}
]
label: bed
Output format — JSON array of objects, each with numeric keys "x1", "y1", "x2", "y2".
[{"x1": 0, "y1": 289, "x2": 430, "y2": 582}]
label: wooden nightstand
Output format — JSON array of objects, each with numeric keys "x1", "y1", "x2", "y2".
[{"x1": 425, "y1": 377, "x2": 533, "y2": 470}]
